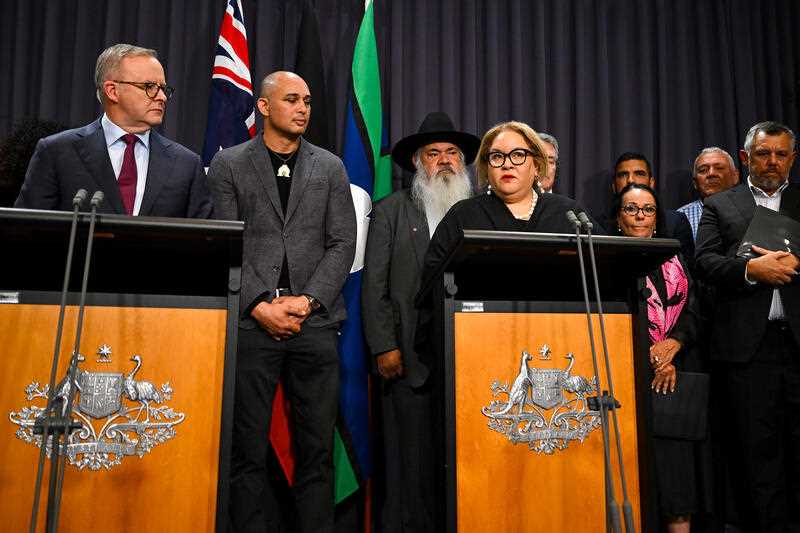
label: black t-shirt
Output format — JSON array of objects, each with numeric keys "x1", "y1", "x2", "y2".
[{"x1": 267, "y1": 148, "x2": 299, "y2": 290}]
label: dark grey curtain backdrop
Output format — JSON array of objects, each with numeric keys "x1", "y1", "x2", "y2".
[{"x1": 1, "y1": 0, "x2": 799, "y2": 218}]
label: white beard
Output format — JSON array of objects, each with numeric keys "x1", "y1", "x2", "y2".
[{"x1": 411, "y1": 166, "x2": 473, "y2": 235}]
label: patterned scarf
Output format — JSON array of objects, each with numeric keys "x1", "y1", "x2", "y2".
[{"x1": 646, "y1": 255, "x2": 688, "y2": 344}]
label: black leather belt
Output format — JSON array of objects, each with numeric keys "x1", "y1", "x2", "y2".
[{"x1": 274, "y1": 287, "x2": 292, "y2": 297}]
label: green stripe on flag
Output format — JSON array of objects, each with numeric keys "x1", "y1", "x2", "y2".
[
  {"x1": 333, "y1": 427, "x2": 358, "y2": 503},
  {"x1": 352, "y1": 0, "x2": 392, "y2": 201}
]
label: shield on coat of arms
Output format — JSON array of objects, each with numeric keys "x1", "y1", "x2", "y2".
[
  {"x1": 528, "y1": 368, "x2": 565, "y2": 409},
  {"x1": 78, "y1": 372, "x2": 123, "y2": 419}
]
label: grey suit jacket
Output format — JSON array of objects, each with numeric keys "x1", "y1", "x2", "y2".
[
  {"x1": 361, "y1": 190, "x2": 430, "y2": 387},
  {"x1": 207, "y1": 135, "x2": 356, "y2": 330},
  {"x1": 14, "y1": 119, "x2": 212, "y2": 218}
]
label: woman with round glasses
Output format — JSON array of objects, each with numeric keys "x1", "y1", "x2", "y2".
[
  {"x1": 419, "y1": 121, "x2": 598, "y2": 279},
  {"x1": 612, "y1": 183, "x2": 710, "y2": 532}
]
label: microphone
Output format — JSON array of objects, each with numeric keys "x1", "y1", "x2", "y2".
[
  {"x1": 566, "y1": 208, "x2": 623, "y2": 532},
  {"x1": 565, "y1": 210, "x2": 581, "y2": 228},
  {"x1": 30, "y1": 188, "x2": 90, "y2": 532},
  {"x1": 90, "y1": 191, "x2": 104, "y2": 208},
  {"x1": 48, "y1": 188, "x2": 105, "y2": 531},
  {"x1": 71, "y1": 189, "x2": 88, "y2": 208},
  {"x1": 577, "y1": 211, "x2": 594, "y2": 231},
  {"x1": 579, "y1": 209, "x2": 635, "y2": 533}
]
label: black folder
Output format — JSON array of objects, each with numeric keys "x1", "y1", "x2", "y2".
[
  {"x1": 651, "y1": 371, "x2": 710, "y2": 441},
  {"x1": 736, "y1": 205, "x2": 800, "y2": 259}
]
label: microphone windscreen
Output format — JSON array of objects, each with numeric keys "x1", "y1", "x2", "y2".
[
  {"x1": 577, "y1": 211, "x2": 594, "y2": 230},
  {"x1": 565, "y1": 210, "x2": 580, "y2": 225},
  {"x1": 90, "y1": 190, "x2": 105, "y2": 207},
  {"x1": 72, "y1": 189, "x2": 88, "y2": 207}
]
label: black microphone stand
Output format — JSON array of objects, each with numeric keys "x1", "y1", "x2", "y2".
[
  {"x1": 578, "y1": 211, "x2": 635, "y2": 533},
  {"x1": 33, "y1": 191, "x2": 104, "y2": 533},
  {"x1": 29, "y1": 189, "x2": 87, "y2": 533},
  {"x1": 566, "y1": 210, "x2": 623, "y2": 533}
]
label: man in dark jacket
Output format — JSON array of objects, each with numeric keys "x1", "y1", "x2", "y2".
[{"x1": 361, "y1": 111, "x2": 478, "y2": 532}]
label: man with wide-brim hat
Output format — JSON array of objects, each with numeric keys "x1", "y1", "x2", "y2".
[
  {"x1": 362, "y1": 111, "x2": 478, "y2": 531},
  {"x1": 391, "y1": 110, "x2": 480, "y2": 173}
]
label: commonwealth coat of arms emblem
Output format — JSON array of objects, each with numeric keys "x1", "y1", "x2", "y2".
[
  {"x1": 8, "y1": 346, "x2": 185, "y2": 470},
  {"x1": 481, "y1": 345, "x2": 601, "y2": 454}
]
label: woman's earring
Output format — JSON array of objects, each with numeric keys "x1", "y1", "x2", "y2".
[{"x1": 486, "y1": 184, "x2": 492, "y2": 195}]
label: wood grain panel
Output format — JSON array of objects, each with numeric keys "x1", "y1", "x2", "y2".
[
  {"x1": 0, "y1": 304, "x2": 227, "y2": 532},
  {"x1": 454, "y1": 312, "x2": 640, "y2": 533}
]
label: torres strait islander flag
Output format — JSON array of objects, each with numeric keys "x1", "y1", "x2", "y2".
[{"x1": 202, "y1": 0, "x2": 256, "y2": 167}]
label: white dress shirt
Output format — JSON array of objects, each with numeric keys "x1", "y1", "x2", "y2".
[
  {"x1": 101, "y1": 114, "x2": 150, "y2": 215},
  {"x1": 747, "y1": 176, "x2": 790, "y2": 320}
]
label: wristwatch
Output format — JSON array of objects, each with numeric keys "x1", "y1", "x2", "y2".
[{"x1": 303, "y1": 294, "x2": 321, "y2": 311}]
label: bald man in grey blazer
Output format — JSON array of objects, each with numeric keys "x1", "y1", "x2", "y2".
[{"x1": 207, "y1": 71, "x2": 355, "y2": 533}]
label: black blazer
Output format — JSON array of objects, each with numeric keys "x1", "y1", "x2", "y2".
[
  {"x1": 695, "y1": 182, "x2": 800, "y2": 362},
  {"x1": 14, "y1": 119, "x2": 212, "y2": 218},
  {"x1": 361, "y1": 190, "x2": 430, "y2": 387}
]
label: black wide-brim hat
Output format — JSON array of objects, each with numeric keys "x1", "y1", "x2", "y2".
[{"x1": 391, "y1": 111, "x2": 481, "y2": 172}]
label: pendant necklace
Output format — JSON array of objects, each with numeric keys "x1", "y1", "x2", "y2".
[{"x1": 275, "y1": 151, "x2": 295, "y2": 178}]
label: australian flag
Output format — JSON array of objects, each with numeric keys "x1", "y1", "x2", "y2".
[{"x1": 202, "y1": 0, "x2": 256, "y2": 167}]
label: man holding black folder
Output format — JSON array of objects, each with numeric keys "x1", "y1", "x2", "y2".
[{"x1": 696, "y1": 121, "x2": 800, "y2": 532}]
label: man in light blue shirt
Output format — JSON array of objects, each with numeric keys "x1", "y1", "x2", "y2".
[
  {"x1": 677, "y1": 147, "x2": 739, "y2": 239},
  {"x1": 15, "y1": 43, "x2": 211, "y2": 218}
]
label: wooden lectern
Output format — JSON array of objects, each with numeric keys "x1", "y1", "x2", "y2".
[
  {"x1": 0, "y1": 208, "x2": 243, "y2": 532},
  {"x1": 425, "y1": 230, "x2": 679, "y2": 532}
]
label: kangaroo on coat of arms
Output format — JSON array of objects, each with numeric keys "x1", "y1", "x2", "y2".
[{"x1": 482, "y1": 345, "x2": 601, "y2": 454}]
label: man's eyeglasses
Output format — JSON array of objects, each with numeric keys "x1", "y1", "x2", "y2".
[
  {"x1": 114, "y1": 80, "x2": 175, "y2": 100},
  {"x1": 621, "y1": 204, "x2": 657, "y2": 217},
  {"x1": 487, "y1": 149, "x2": 534, "y2": 168}
]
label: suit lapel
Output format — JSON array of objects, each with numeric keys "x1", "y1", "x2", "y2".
[
  {"x1": 403, "y1": 193, "x2": 430, "y2": 270},
  {"x1": 730, "y1": 183, "x2": 755, "y2": 222},
  {"x1": 779, "y1": 183, "x2": 800, "y2": 219},
  {"x1": 74, "y1": 120, "x2": 125, "y2": 214},
  {"x1": 138, "y1": 131, "x2": 175, "y2": 216},
  {"x1": 285, "y1": 140, "x2": 313, "y2": 224},
  {"x1": 248, "y1": 138, "x2": 285, "y2": 222}
]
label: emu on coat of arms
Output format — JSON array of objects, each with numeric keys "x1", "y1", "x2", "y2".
[
  {"x1": 481, "y1": 346, "x2": 601, "y2": 454},
  {"x1": 9, "y1": 346, "x2": 185, "y2": 471}
]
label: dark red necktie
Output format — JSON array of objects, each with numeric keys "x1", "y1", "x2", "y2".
[{"x1": 118, "y1": 133, "x2": 138, "y2": 215}]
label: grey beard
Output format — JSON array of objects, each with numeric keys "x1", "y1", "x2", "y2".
[
  {"x1": 411, "y1": 167, "x2": 473, "y2": 232},
  {"x1": 750, "y1": 172, "x2": 787, "y2": 193}
]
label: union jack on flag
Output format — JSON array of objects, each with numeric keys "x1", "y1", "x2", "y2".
[{"x1": 202, "y1": 0, "x2": 256, "y2": 166}]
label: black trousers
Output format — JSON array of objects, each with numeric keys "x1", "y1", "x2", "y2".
[
  {"x1": 230, "y1": 325, "x2": 340, "y2": 533},
  {"x1": 723, "y1": 321, "x2": 800, "y2": 533},
  {"x1": 379, "y1": 380, "x2": 435, "y2": 533}
]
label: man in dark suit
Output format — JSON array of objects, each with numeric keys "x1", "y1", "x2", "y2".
[
  {"x1": 609, "y1": 152, "x2": 695, "y2": 260},
  {"x1": 14, "y1": 43, "x2": 211, "y2": 218},
  {"x1": 696, "y1": 121, "x2": 800, "y2": 532},
  {"x1": 207, "y1": 71, "x2": 355, "y2": 533},
  {"x1": 362, "y1": 112, "x2": 478, "y2": 532}
]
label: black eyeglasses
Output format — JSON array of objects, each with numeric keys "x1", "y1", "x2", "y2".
[
  {"x1": 113, "y1": 80, "x2": 175, "y2": 100},
  {"x1": 487, "y1": 149, "x2": 534, "y2": 168},
  {"x1": 621, "y1": 204, "x2": 657, "y2": 217}
]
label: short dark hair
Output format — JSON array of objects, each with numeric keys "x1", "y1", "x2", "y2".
[
  {"x1": 609, "y1": 182, "x2": 667, "y2": 237},
  {"x1": 614, "y1": 152, "x2": 652, "y2": 176}
]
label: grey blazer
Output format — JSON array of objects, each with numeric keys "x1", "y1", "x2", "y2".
[
  {"x1": 14, "y1": 119, "x2": 212, "y2": 218},
  {"x1": 207, "y1": 136, "x2": 356, "y2": 329},
  {"x1": 361, "y1": 189, "x2": 430, "y2": 387}
]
